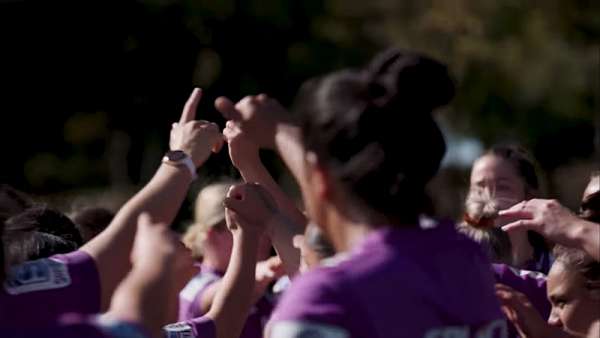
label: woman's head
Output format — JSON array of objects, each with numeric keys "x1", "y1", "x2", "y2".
[
  {"x1": 184, "y1": 182, "x2": 235, "y2": 263},
  {"x1": 0, "y1": 184, "x2": 33, "y2": 226},
  {"x1": 547, "y1": 245, "x2": 600, "y2": 336},
  {"x1": 3, "y1": 206, "x2": 82, "y2": 266},
  {"x1": 295, "y1": 49, "x2": 454, "y2": 227},
  {"x1": 469, "y1": 145, "x2": 539, "y2": 211},
  {"x1": 72, "y1": 207, "x2": 114, "y2": 243},
  {"x1": 459, "y1": 189, "x2": 513, "y2": 264},
  {"x1": 183, "y1": 181, "x2": 273, "y2": 268}
]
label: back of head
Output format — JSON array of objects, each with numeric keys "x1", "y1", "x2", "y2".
[
  {"x1": 72, "y1": 207, "x2": 114, "y2": 243},
  {"x1": 295, "y1": 49, "x2": 455, "y2": 223},
  {"x1": 553, "y1": 245, "x2": 600, "y2": 291},
  {"x1": 184, "y1": 181, "x2": 235, "y2": 259},
  {"x1": 3, "y1": 206, "x2": 82, "y2": 266},
  {"x1": 0, "y1": 184, "x2": 33, "y2": 225},
  {"x1": 459, "y1": 189, "x2": 513, "y2": 264}
]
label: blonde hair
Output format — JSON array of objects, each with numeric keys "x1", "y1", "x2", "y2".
[
  {"x1": 183, "y1": 181, "x2": 236, "y2": 260},
  {"x1": 458, "y1": 188, "x2": 513, "y2": 264}
]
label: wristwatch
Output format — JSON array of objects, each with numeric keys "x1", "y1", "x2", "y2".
[{"x1": 162, "y1": 150, "x2": 197, "y2": 180}]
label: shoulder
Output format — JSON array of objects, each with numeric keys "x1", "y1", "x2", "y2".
[{"x1": 271, "y1": 265, "x2": 349, "y2": 325}]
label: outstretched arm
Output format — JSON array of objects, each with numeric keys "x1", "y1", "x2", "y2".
[
  {"x1": 105, "y1": 213, "x2": 195, "y2": 338},
  {"x1": 217, "y1": 96, "x2": 306, "y2": 276},
  {"x1": 499, "y1": 199, "x2": 600, "y2": 261},
  {"x1": 81, "y1": 88, "x2": 223, "y2": 310},
  {"x1": 206, "y1": 183, "x2": 278, "y2": 338}
]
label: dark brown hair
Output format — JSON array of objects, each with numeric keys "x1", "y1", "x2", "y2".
[{"x1": 295, "y1": 49, "x2": 454, "y2": 224}]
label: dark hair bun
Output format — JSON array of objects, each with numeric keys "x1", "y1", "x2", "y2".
[
  {"x1": 365, "y1": 49, "x2": 455, "y2": 114},
  {"x1": 296, "y1": 48, "x2": 455, "y2": 223}
]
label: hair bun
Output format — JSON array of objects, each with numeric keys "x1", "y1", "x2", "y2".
[{"x1": 365, "y1": 48, "x2": 455, "y2": 113}]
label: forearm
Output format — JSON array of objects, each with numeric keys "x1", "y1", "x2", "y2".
[
  {"x1": 106, "y1": 260, "x2": 175, "y2": 338},
  {"x1": 207, "y1": 231, "x2": 260, "y2": 338},
  {"x1": 568, "y1": 220, "x2": 600, "y2": 261},
  {"x1": 274, "y1": 124, "x2": 307, "y2": 193},
  {"x1": 268, "y1": 213, "x2": 302, "y2": 277},
  {"x1": 82, "y1": 164, "x2": 193, "y2": 310},
  {"x1": 237, "y1": 159, "x2": 306, "y2": 227}
]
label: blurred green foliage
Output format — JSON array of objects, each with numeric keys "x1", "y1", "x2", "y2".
[{"x1": 2, "y1": 0, "x2": 598, "y2": 198}]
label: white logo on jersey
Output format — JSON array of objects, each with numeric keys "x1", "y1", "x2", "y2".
[
  {"x1": 424, "y1": 319, "x2": 507, "y2": 338},
  {"x1": 3, "y1": 258, "x2": 71, "y2": 295},
  {"x1": 180, "y1": 272, "x2": 220, "y2": 302},
  {"x1": 163, "y1": 322, "x2": 194, "y2": 338},
  {"x1": 269, "y1": 321, "x2": 349, "y2": 338}
]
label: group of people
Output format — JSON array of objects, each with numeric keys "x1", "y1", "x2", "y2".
[{"x1": 1, "y1": 49, "x2": 598, "y2": 338}]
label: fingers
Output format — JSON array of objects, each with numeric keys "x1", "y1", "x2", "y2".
[
  {"x1": 223, "y1": 184, "x2": 247, "y2": 212},
  {"x1": 215, "y1": 96, "x2": 242, "y2": 121},
  {"x1": 501, "y1": 220, "x2": 536, "y2": 232},
  {"x1": 137, "y1": 212, "x2": 153, "y2": 228},
  {"x1": 180, "y1": 88, "x2": 202, "y2": 124}
]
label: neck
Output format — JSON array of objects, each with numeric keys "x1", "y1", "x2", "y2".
[{"x1": 324, "y1": 206, "x2": 387, "y2": 253}]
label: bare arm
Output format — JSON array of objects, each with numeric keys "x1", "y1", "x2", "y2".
[
  {"x1": 81, "y1": 88, "x2": 223, "y2": 310},
  {"x1": 499, "y1": 199, "x2": 600, "y2": 261},
  {"x1": 105, "y1": 214, "x2": 195, "y2": 338},
  {"x1": 217, "y1": 112, "x2": 305, "y2": 276},
  {"x1": 205, "y1": 183, "x2": 276, "y2": 338}
]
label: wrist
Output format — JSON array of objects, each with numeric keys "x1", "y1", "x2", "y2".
[{"x1": 162, "y1": 150, "x2": 198, "y2": 180}]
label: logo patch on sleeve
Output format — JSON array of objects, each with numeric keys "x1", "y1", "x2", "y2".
[
  {"x1": 269, "y1": 321, "x2": 349, "y2": 338},
  {"x1": 163, "y1": 322, "x2": 194, "y2": 338},
  {"x1": 4, "y1": 258, "x2": 71, "y2": 295}
]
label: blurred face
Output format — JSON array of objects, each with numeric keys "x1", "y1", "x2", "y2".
[
  {"x1": 470, "y1": 154, "x2": 527, "y2": 210},
  {"x1": 547, "y1": 262, "x2": 600, "y2": 336},
  {"x1": 208, "y1": 223, "x2": 234, "y2": 265}
]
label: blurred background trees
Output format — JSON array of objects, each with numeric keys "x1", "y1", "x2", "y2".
[{"x1": 1, "y1": 0, "x2": 598, "y2": 222}]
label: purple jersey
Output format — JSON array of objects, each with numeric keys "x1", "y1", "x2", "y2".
[
  {"x1": 270, "y1": 221, "x2": 507, "y2": 338},
  {"x1": 2, "y1": 314, "x2": 149, "y2": 338},
  {"x1": 0, "y1": 250, "x2": 101, "y2": 327},
  {"x1": 493, "y1": 264, "x2": 550, "y2": 338},
  {"x1": 179, "y1": 267, "x2": 274, "y2": 338}
]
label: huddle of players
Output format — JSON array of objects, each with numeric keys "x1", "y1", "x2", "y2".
[{"x1": 1, "y1": 49, "x2": 598, "y2": 338}]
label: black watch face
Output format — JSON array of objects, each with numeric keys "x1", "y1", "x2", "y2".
[{"x1": 168, "y1": 150, "x2": 186, "y2": 161}]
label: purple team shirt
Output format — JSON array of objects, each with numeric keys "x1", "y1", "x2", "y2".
[
  {"x1": 0, "y1": 250, "x2": 101, "y2": 328},
  {"x1": 493, "y1": 264, "x2": 550, "y2": 338},
  {"x1": 179, "y1": 267, "x2": 273, "y2": 338},
  {"x1": 270, "y1": 221, "x2": 507, "y2": 338}
]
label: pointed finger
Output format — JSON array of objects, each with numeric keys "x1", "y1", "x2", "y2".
[
  {"x1": 180, "y1": 88, "x2": 202, "y2": 124},
  {"x1": 215, "y1": 96, "x2": 242, "y2": 121}
]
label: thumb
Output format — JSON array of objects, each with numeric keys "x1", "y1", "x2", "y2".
[{"x1": 215, "y1": 97, "x2": 242, "y2": 121}]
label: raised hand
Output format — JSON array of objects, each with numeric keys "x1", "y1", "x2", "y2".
[
  {"x1": 223, "y1": 183, "x2": 278, "y2": 235},
  {"x1": 170, "y1": 88, "x2": 224, "y2": 167},
  {"x1": 495, "y1": 284, "x2": 572, "y2": 338},
  {"x1": 222, "y1": 120, "x2": 260, "y2": 171},
  {"x1": 215, "y1": 94, "x2": 289, "y2": 149}
]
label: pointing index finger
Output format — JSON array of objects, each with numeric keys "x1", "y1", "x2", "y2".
[{"x1": 180, "y1": 88, "x2": 202, "y2": 124}]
